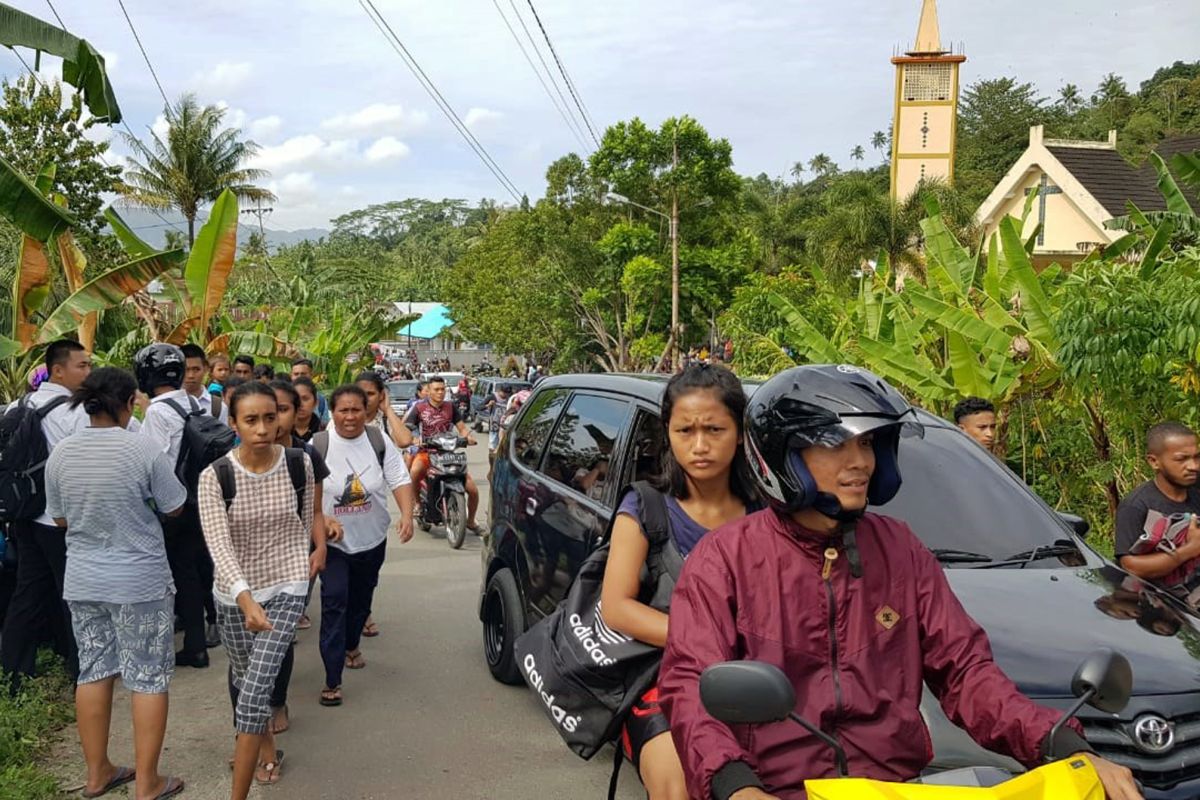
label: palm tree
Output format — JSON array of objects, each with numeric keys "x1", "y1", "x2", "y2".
[
  {"x1": 850, "y1": 145, "x2": 865, "y2": 163},
  {"x1": 871, "y1": 131, "x2": 888, "y2": 161},
  {"x1": 1058, "y1": 83, "x2": 1083, "y2": 115},
  {"x1": 790, "y1": 161, "x2": 806, "y2": 182},
  {"x1": 808, "y1": 153, "x2": 836, "y2": 177},
  {"x1": 121, "y1": 94, "x2": 275, "y2": 245}
]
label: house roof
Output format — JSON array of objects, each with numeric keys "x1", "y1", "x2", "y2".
[
  {"x1": 1045, "y1": 146, "x2": 1166, "y2": 216},
  {"x1": 397, "y1": 304, "x2": 453, "y2": 339}
]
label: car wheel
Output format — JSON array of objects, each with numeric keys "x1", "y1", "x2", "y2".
[{"x1": 483, "y1": 567, "x2": 526, "y2": 685}]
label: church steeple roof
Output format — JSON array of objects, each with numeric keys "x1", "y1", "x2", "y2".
[{"x1": 909, "y1": 0, "x2": 946, "y2": 55}]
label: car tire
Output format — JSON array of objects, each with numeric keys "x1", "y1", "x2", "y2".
[{"x1": 483, "y1": 567, "x2": 526, "y2": 685}]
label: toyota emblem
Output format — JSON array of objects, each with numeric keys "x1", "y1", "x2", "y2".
[{"x1": 1132, "y1": 714, "x2": 1175, "y2": 754}]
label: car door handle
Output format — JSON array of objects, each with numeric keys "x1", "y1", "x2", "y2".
[{"x1": 525, "y1": 498, "x2": 539, "y2": 516}]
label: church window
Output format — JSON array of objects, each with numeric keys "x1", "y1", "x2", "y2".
[{"x1": 902, "y1": 63, "x2": 952, "y2": 102}]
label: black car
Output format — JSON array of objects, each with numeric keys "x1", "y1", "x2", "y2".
[
  {"x1": 479, "y1": 373, "x2": 1200, "y2": 796},
  {"x1": 468, "y1": 378, "x2": 531, "y2": 430},
  {"x1": 386, "y1": 379, "x2": 421, "y2": 417}
]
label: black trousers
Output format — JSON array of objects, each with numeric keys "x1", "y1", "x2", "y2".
[
  {"x1": 164, "y1": 506, "x2": 213, "y2": 655},
  {"x1": 0, "y1": 520, "x2": 77, "y2": 686}
]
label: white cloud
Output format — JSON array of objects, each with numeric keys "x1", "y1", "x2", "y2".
[
  {"x1": 99, "y1": 50, "x2": 119, "y2": 75},
  {"x1": 463, "y1": 107, "x2": 502, "y2": 129},
  {"x1": 249, "y1": 134, "x2": 358, "y2": 173},
  {"x1": 192, "y1": 61, "x2": 253, "y2": 95},
  {"x1": 249, "y1": 115, "x2": 283, "y2": 141},
  {"x1": 214, "y1": 101, "x2": 247, "y2": 131},
  {"x1": 365, "y1": 136, "x2": 411, "y2": 162},
  {"x1": 321, "y1": 103, "x2": 428, "y2": 137},
  {"x1": 151, "y1": 114, "x2": 170, "y2": 142}
]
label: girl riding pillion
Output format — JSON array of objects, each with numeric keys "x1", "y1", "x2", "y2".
[{"x1": 599, "y1": 364, "x2": 758, "y2": 800}]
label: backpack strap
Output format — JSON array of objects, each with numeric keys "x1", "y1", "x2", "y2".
[
  {"x1": 631, "y1": 481, "x2": 671, "y2": 548},
  {"x1": 283, "y1": 447, "x2": 307, "y2": 519},
  {"x1": 35, "y1": 396, "x2": 70, "y2": 419},
  {"x1": 213, "y1": 456, "x2": 237, "y2": 511},
  {"x1": 364, "y1": 425, "x2": 387, "y2": 467},
  {"x1": 210, "y1": 393, "x2": 222, "y2": 418},
  {"x1": 312, "y1": 430, "x2": 329, "y2": 460},
  {"x1": 161, "y1": 397, "x2": 189, "y2": 420}
]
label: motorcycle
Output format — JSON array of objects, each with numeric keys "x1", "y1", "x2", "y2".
[
  {"x1": 416, "y1": 431, "x2": 470, "y2": 549},
  {"x1": 699, "y1": 649, "x2": 1135, "y2": 800}
]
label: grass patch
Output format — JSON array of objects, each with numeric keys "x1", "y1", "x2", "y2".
[{"x1": 0, "y1": 652, "x2": 74, "y2": 800}]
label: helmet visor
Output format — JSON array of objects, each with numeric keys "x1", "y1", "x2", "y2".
[{"x1": 789, "y1": 409, "x2": 924, "y2": 450}]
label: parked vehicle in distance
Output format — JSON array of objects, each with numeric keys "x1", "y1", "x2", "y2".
[
  {"x1": 480, "y1": 372, "x2": 1200, "y2": 798},
  {"x1": 421, "y1": 371, "x2": 466, "y2": 398},
  {"x1": 385, "y1": 379, "x2": 420, "y2": 417}
]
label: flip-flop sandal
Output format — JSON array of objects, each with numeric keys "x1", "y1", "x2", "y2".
[
  {"x1": 152, "y1": 777, "x2": 184, "y2": 799},
  {"x1": 297, "y1": 614, "x2": 312, "y2": 630},
  {"x1": 270, "y1": 703, "x2": 290, "y2": 734},
  {"x1": 345, "y1": 651, "x2": 366, "y2": 669},
  {"x1": 81, "y1": 766, "x2": 136, "y2": 798},
  {"x1": 255, "y1": 750, "x2": 285, "y2": 785},
  {"x1": 320, "y1": 686, "x2": 342, "y2": 706},
  {"x1": 361, "y1": 621, "x2": 379, "y2": 637}
]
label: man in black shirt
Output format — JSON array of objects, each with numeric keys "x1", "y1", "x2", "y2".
[{"x1": 1116, "y1": 421, "x2": 1200, "y2": 583}]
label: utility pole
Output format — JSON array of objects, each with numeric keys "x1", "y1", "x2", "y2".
[{"x1": 670, "y1": 124, "x2": 680, "y2": 372}]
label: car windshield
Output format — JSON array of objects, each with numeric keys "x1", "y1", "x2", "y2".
[
  {"x1": 387, "y1": 381, "x2": 419, "y2": 400},
  {"x1": 877, "y1": 423, "x2": 1088, "y2": 569}
]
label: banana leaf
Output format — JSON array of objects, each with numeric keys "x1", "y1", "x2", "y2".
[
  {"x1": 35, "y1": 249, "x2": 184, "y2": 344},
  {"x1": 0, "y1": 335, "x2": 21, "y2": 360},
  {"x1": 998, "y1": 216, "x2": 1056, "y2": 349},
  {"x1": 1149, "y1": 153, "x2": 1194, "y2": 216},
  {"x1": 919, "y1": 213, "x2": 974, "y2": 298},
  {"x1": 56, "y1": 230, "x2": 97, "y2": 350},
  {"x1": 856, "y1": 335, "x2": 953, "y2": 403},
  {"x1": 184, "y1": 190, "x2": 238, "y2": 335},
  {"x1": 907, "y1": 288, "x2": 1014, "y2": 356},
  {"x1": 104, "y1": 206, "x2": 163, "y2": 260},
  {"x1": 983, "y1": 234, "x2": 1002, "y2": 301},
  {"x1": 765, "y1": 291, "x2": 841, "y2": 363},
  {"x1": 1089, "y1": 232, "x2": 1140, "y2": 262},
  {"x1": 165, "y1": 316, "x2": 200, "y2": 346},
  {"x1": 13, "y1": 236, "x2": 52, "y2": 348},
  {"x1": 1172, "y1": 152, "x2": 1200, "y2": 194},
  {"x1": 208, "y1": 331, "x2": 297, "y2": 360},
  {"x1": 945, "y1": 330, "x2": 991, "y2": 399},
  {"x1": 0, "y1": 3, "x2": 122, "y2": 122},
  {"x1": 34, "y1": 163, "x2": 55, "y2": 194},
  {"x1": 1138, "y1": 218, "x2": 1175, "y2": 280},
  {"x1": 0, "y1": 156, "x2": 76, "y2": 240}
]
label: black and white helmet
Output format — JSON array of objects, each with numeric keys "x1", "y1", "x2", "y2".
[
  {"x1": 744, "y1": 364, "x2": 921, "y2": 520},
  {"x1": 133, "y1": 343, "x2": 185, "y2": 395}
]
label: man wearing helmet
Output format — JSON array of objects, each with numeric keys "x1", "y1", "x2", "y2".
[{"x1": 658, "y1": 365, "x2": 1140, "y2": 800}]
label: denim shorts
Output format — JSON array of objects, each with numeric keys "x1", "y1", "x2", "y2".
[{"x1": 68, "y1": 595, "x2": 175, "y2": 694}]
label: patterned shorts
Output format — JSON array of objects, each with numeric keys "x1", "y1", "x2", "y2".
[{"x1": 68, "y1": 595, "x2": 175, "y2": 694}]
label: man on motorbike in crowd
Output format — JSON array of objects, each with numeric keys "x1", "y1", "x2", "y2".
[
  {"x1": 658, "y1": 365, "x2": 1140, "y2": 800},
  {"x1": 403, "y1": 376, "x2": 482, "y2": 533}
]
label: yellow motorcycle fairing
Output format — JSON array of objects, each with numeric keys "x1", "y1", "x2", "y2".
[{"x1": 805, "y1": 756, "x2": 1104, "y2": 800}]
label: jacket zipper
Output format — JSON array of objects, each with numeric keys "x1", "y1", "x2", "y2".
[{"x1": 822, "y1": 546, "x2": 846, "y2": 776}]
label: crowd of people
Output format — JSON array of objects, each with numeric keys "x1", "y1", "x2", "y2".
[{"x1": 0, "y1": 341, "x2": 423, "y2": 800}]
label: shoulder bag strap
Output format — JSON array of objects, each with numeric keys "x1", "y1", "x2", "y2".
[
  {"x1": 283, "y1": 447, "x2": 307, "y2": 518},
  {"x1": 364, "y1": 425, "x2": 387, "y2": 467},
  {"x1": 312, "y1": 430, "x2": 330, "y2": 460},
  {"x1": 213, "y1": 456, "x2": 236, "y2": 511}
]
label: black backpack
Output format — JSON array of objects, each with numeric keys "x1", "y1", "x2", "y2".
[
  {"x1": 163, "y1": 396, "x2": 236, "y2": 504},
  {"x1": 212, "y1": 448, "x2": 308, "y2": 518},
  {"x1": 513, "y1": 482, "x2": 679, "y2": 767},
  {"x1": 312, "y1": 426, "x2": 386, "y2": 468},
  {"x1": 0, "y1": 395, "x2": 71, "y2": 523}
]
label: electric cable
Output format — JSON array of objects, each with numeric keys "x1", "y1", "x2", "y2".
[
  {"x1": 115, "y1": 0, "x2": 171, "y2": 108},
  {"x1": 523, "y1": 0, "x2": 600, "y2": 145}
]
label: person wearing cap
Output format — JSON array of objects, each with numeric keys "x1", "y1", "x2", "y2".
[{"x1": 657, "y1": 365, "x2": 1141, "y2": 800}]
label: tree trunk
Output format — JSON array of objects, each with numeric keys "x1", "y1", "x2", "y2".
[
  {"x1": 1082, "y1": 397, "x2": 1121, "y2": 521},
  {"x1": 187, "y1": 214, "x2": 196, "y2": 248}
]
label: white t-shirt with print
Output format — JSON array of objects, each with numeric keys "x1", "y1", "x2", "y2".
[{"x1": 322, "y1": 428, "x2": 411, "y2": 554}]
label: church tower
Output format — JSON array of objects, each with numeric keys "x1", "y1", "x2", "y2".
[{"x1": 890, "y1": 0, "x2": 965, "y2": 201}]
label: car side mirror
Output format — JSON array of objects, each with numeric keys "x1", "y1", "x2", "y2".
[
  {"x1": 1072, "y1": 649, "x2": 1132, "y2": 714},
  {"x1": 700, "y1": 661, "x2": 795, "y2": 724},
  {"x1": 1056, "y1": 511, "x2": 1089, "y2": 538}
]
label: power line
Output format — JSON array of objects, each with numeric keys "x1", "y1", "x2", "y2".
[
  {"x1": 43, "y1": 0, "x2": 65, "y2": 28},
  {"x1": 523, "y1": 0, "x2": 601, "y2": 146},
  {"x1": 359, "y1": 0, "x2": 523, "y2": 203},
  {"x1": 115, "y1": 0, "x2": 170, "y2": 108},
  {"x1": 491, "y1": 0, "x2": 590, "y2": 153}
]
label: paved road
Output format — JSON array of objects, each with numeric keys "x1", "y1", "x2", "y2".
[{"x1": 53, "y1": 440, "x2": 644, "y2": 799}]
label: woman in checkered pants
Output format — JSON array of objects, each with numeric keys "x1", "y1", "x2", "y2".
[{"x1": 199, "y1": 382, "x2": 324, "y2": 798}]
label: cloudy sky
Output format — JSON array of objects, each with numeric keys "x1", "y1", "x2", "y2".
[{"x1": 3, "y1": 0, "x2": 1195, "y2": 230}]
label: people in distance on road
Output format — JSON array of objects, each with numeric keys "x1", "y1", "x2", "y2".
[
  {"x1": 954, "y1": 396, "x2": 997, "y2": 451},
  {"x1": 232, "y1": 355, "x2": 255, "y2": 381},
  {"x1": 253, "y1": 363, "x2": 275, "y2": 383},
  {"x1": 313, "y1": 385, "x2": 414, "y2": 706},
  {"x1": 46, "y1": 367, "x2": 186, "y2": 800},
  {"x1": 599, "y1": 363, "x2": 759, "y2": 800},
  {"x1": 1115, "y1": 422, "x2": 1200, "y2": 588},
  {"x1": 198, "y1": 381, "x2": 316, "y2": 797},
  {"x1": 658, "y1": 365, "x2": 1141, "y2": 800},
  {"x1": 291, "y1": 376, "x2": 326, "y2": 443},
  {"x1": 290, "y1": 358, "x2": 329, "y2": 422},
  {"x1": 138, "y1": 342, "x2": 217, "y2": 669},
  {"x1": 208, "y1": 353, "x2": 231, "y2": 395},
  {"x1": 484, "y1": 385, "x2": 511, "y2": 465},
  {"x1": 356, "y1": 370, "x2": 413, "y2": 451},
  {"x1": 403, "y1": 375, "x2": 481, "y2": 533},
  {"x1": 0, "y1": 340, "x2": 92, "y2": 687}
]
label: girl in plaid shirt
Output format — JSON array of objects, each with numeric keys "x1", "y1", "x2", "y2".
[{"x1": 198, "y1": 382, "x2": 317, "y2": 797}]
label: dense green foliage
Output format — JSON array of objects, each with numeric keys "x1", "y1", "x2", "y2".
[{"x1": 0, "y1": 654, "x2": 73, "y2": 800}]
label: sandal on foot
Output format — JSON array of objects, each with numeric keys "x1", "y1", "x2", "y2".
[
  {"x1": 255, "y1": 750, "x2": 285, "y2": 785},
  {"x1": 319, "y1": 686, "x2": 342, "y2": 706},
  {"x1": 152, "y1": 777, "x2": 184, "y2": 799},
  {"x1": 345, "y1": 650, "x2": 366, "y2": 669},
  {"x1": 82, "y1": 765, "x2": 136, "y2": 798},
  {"x1": 361, "y1": 620, "x2": 379, "y2": 637},
  {"x1": 297, "y1": 614, "x2": 312, "y2": 630},
  {"x1": 270, "y1": 703, "x2": 290, "y2": 734}
]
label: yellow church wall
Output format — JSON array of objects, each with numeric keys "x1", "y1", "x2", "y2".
[
  {"x1": 895, "y1": 158, "x2": 951, "y2": 198},
  {"x1": 985, "y1": 169, "x2": 1112, "y2": 259},
  {"x1": 896, "y1": 105, "x2": 954, "y2": 153}
]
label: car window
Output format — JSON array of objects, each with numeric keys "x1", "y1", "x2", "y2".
[
  {"x1": 511, "y1": 388, "x2": 568, "y2": 470},
  {"x1": 878, "y1": 425, "x2": 1077, "y2": 566},
  {"x1": 625, "y1": 410, "x2": 664, "y2": 486},
  {"x1": 542, "y1": 394, "x2": 631, "y2": 503}
]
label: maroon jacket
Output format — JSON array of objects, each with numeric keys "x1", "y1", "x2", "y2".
[{"x1": 659, "y1": 509, "x2": 1080, "y2": 800}]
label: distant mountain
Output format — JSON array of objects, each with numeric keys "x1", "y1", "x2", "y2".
[{"x1": 108, "y1": 207, "x2": 330, "y2": 251}]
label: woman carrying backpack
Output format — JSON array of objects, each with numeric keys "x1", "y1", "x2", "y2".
[
  {"x1": 44, "y1": 367, "x2": 187, "y2": 800},
  {"x1": 599, "y1": 364, "x2": 758, "y2": 800},
  {"x1": 316, "y1": 384, "x2": 414, "y2": 706},
  {"x1": 197, "y1": 382, "x2": 315, "y2": 796}
]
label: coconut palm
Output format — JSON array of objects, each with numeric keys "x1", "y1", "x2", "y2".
[
  {"x1": 851, "y1": 145, "x2": 866, "y2": 163},
  {"x1": 789, "y1": 161, "x2": 806, "y2": 182},
  {"x1": 808, "y1": 153, "x2": 837, "y2": 177},
  {"x1": 1058, "y1": 83, "x2": 1084, "y2": 115},
  {"x1": 871, "y1": 130, "x2": 888, "y2": 158},
  {"x1": 120, "y1": 94, "x2": 275, "y2": 245}
]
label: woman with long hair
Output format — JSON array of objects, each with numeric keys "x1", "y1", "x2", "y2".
[
  {"x1": 355, "y1": 370, "x2": 411, "y2": 450},
  {"x1": 198, "y1": 382, "x2": 316, "y2": 796},
  {"x1": 291, "y1": 376, "x2": 324, "y2": 443},
  {"x1": 45, "y1": 367, "x2": 186, "y2": 800},
  {"x1": 599, "y1": 364, "x2": 758, "y2": 800}
]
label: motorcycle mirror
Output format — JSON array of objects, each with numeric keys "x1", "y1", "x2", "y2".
[
  {"x1": 1071, "y1": 649, "x2": 1132, "y2": 714},
  {"x1": 700, "y1": 661, "x2": 795, "y2": 724}
]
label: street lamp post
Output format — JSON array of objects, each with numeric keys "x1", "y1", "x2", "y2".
[{"x1": 605, "y1": 191, "x2": 679, "y2": 370}]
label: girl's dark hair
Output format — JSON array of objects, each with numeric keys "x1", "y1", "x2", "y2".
[
  {"x1": 655, "y1": 363, "x2": 757, "y2": 505},
  {"x1": 269, "y1": 379, "x2": 300, "y2": 409},
  {"x1": 71, "y1": 367, "x2": 137, "y2": 422},
  {"x1": 253, "y1": 363, "x2": 275, "y2": 380},
  {"x1": 229, "y1": 381, "x2": 277, "y2": 419},
  {"x1": 292, "y1": 376, "x2": 317, "y2": 396},
  {"x1": 330, "y1": 384, "x2": 367, "y2": 410},
  {"x1": 222, "y1": 376, "x2": 246, "y2": 395},
  {"x1": 355, "y1": 370, "x2": 385, "y2": 391}
]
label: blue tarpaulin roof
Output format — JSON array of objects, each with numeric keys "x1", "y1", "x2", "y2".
[{"x1": 399, "y1": 304, "x2": 453, "y2": 339}]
